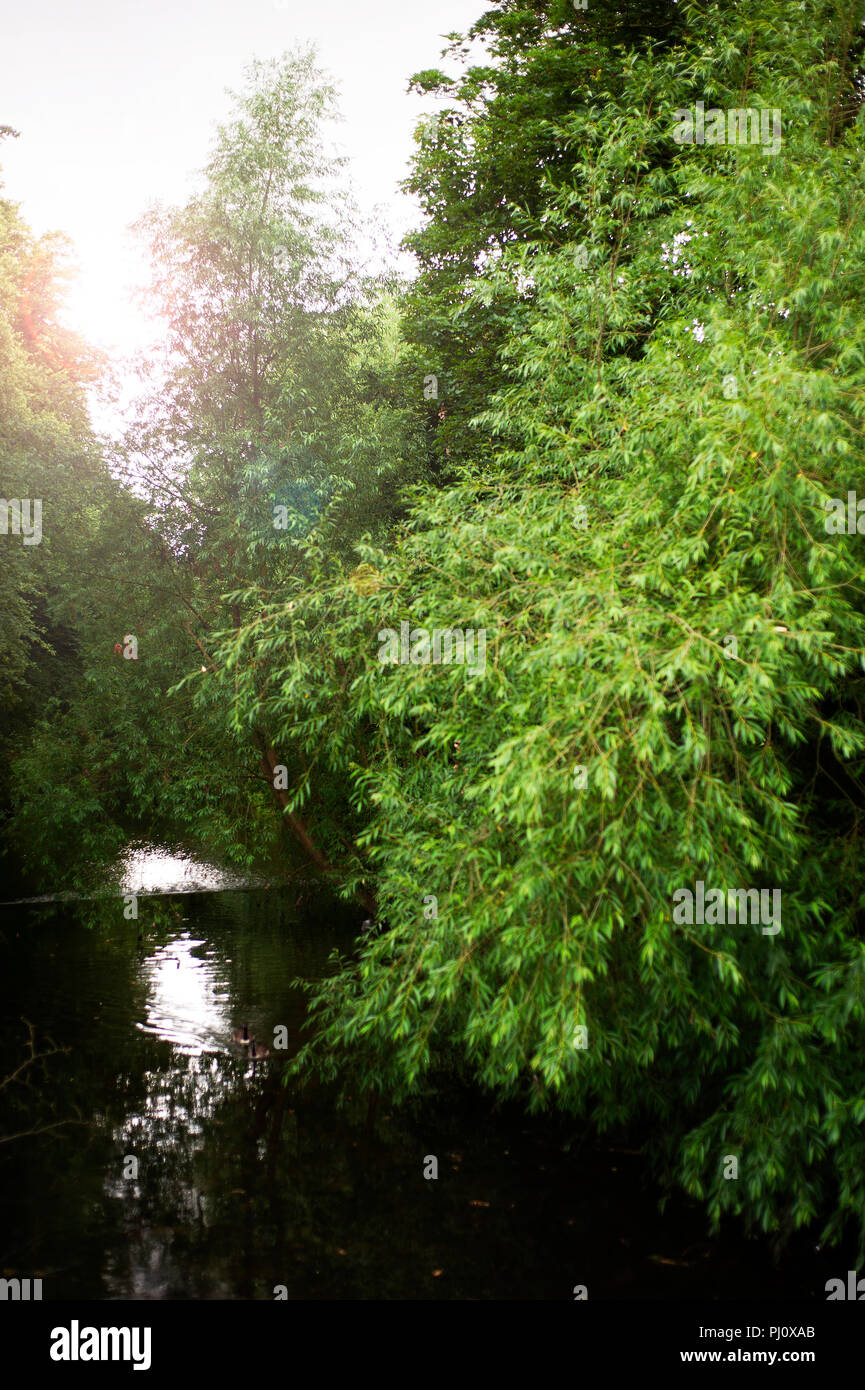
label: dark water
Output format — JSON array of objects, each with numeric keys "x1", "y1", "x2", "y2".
[{"x1": 0, "y1": 872, "x2": 842, "y2": 1301}]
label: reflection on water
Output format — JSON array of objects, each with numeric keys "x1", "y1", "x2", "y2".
[
  {"x1": 98, "y1": 917, "x2": 280, "y2": 1298},
  {"x1": 119, "y1": 844, "x2": 264, "y2": 896},
  {"x1": 0, "y1": 871, "x2": 342, "y2": 1300},
  {"x1": 103, "y1": 1052, "x2": 237, "y2": 1300},
  {"x1": 0, "y1": 841, "x2": 266, "y2": 905},
  {"x1": 137, "y1": 934, "x2": 232, "y2": 1053},
  {"x1": 0, "y1": 855, "x2": 843, "y2": 1301}
]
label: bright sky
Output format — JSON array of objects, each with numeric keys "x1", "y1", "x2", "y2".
[{"x1": 1, "y1": 0, "x2": 486, "y2": 362}]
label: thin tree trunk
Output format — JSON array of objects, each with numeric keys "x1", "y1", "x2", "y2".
[{"x1": 256, "y1": 734, "x2": 376, "y2": 916}]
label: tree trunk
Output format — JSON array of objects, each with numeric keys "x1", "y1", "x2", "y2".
[{"x1": 256, "y1": 733, "x2": 376, "y2": 916}]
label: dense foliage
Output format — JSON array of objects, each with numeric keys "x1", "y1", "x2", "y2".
[{"x1": 3, "y1": 2, "x2": 865, "y2": 1253}]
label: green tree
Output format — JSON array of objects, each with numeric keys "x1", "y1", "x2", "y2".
[
  {"x1": 0, "y1": 136, "x2": 270, "y2": 888},
  {"x1": 0, "y1": 139, "x2": 125, "y2": 885},
  {"x1": 400, "y1": 0, "x2": 688, "y2": 469},
  {"x1": 233, "y1": 0, "x2": 865, "y2": 1255},
  {"x1": 119, "y1": 51, "x2": 422, "y2": 901}
]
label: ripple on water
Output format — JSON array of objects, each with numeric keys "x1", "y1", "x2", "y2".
[
  {"x1": 120, "y1": 844, "x2": 264, "y2": 896},
  {"x1": 136, "y1": 933, "x2": 234, "y2": 1054}
]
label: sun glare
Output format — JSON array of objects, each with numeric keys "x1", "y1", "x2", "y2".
[{"x1": 59, "y1": 234, "x2": 165, "y2": 360}]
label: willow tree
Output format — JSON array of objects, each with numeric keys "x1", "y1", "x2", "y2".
[
  {"x1": 400, "y1": 0, "x2": 688, "y2": 471},
  {"x1": 225, "y1": 0, "x2": 865, "y2": 1253}
]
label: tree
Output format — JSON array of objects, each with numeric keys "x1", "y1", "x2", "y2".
[
  {"x1": 118, "y1": 50, "x2": 421, "y2": 903},
  {"x1": 400, "y1": 0, "x2": 688, "y2": 469},
  {"x1": 264, "y1": 0, "x2": 865, "y2": 1256},
  {"x1": 0, "y1": 143, "x2": 269, "y2": 888},
  {"x1": 0, "y1": 156, "x2": 120, "y2": 886}
]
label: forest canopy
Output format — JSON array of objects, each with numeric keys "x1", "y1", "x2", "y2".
[{"x1": 3, "y1": 0, "x2": 865, "y2": 1256}]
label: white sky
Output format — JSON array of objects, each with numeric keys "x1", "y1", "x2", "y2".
[{"x1": 0, "y1": 0, "x2": 486, "y2": 360}]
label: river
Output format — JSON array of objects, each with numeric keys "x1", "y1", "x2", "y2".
[{"x1": 0, "y1": 846, "x2": 837, "y2": 1299}]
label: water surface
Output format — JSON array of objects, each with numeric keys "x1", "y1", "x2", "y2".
[{"x1": 0, "y1": 863, "x2": 839, "y2": 1300}]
